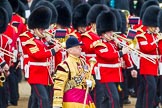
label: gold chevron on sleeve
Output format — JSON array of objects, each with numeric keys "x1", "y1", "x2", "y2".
[
  {"x1": 81, "y1": 31, "x2": 92, "y2": 40},
  {"x1": 136, "y1": 32, "x2": 147, "y2": 40},
  {"x1": 29, "y1": 46, "x2": 39, "y2": 53},
  {"x1": 92, "y1": 40, "x2": 107, "y2": 48}
]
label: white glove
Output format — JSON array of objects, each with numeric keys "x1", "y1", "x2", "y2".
[
  {"x1": 131, "y1": 70, "x2": 137, "y2": 78},
  {"x1": 122, "y1": 47, "x2": 130, "y2": 55},
  {"x1": 53, "y1": 106, "x2": 60, "y2": 108},
  {"x1": 86, "y1": 80, "x2": 92, "y2": 88}
]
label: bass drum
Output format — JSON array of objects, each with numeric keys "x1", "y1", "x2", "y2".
[
  {"x1": 130, "y1": 51, "x2": 140, "y2": 69},
  {"x1": 130, "y1": 40, "x2": 140, "y2": 69}
]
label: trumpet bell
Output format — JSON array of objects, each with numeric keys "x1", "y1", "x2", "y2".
[{"x1": 0, "y1": 73, "x2": 5, "y2": 83}]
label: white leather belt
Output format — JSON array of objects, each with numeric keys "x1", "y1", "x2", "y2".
[
  {"x1": 23, "y1": 54, "x2": 29, "y2": 58},
  {"x1": 81, "y1": 52, "x2": 96, "y2": 57},
  {"x1": 29, "y1": 62, "x2": 50, "y2": 66},
  {"x1": 85, "y1": 54, "x2": 96, "y2": 57},
  {"x1": 143, "y1": 54, "x2": 159, "y2": 59},
  {"x1": 98, "y1": 63, "x2": 121, "y2": 68}
]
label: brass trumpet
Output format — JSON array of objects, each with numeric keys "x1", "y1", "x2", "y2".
[
  {"x1": 0, "y1": 47, "x2": 15, "y2": 59},
  {"x1": 112, "y1": 33, "x2": 156, "y2": 64},
  {"x1": 0, "y1": 72, "x2": 5, "y2": 87},
  {"x1": 43, "y1": 30, "x2": 66, "y2": 48},
  {"x1": 0, "y1": 73, "x2": 5, "y2": 82}
]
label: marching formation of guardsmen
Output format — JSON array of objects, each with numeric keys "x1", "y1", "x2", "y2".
[{"x1": 1, "y1": 0, "x2": 162, "y2": 108}]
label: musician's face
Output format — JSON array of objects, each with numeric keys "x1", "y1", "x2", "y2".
[
  {"x1": 77, "y1": 27, "x2": 86, "y2": 33},
  {"x1": 103, "y1": 31, "x2": 113, "y2": 41},
  {"x1": 33, "y1": 28, "x2": 47, "y2": 39},
  {"x1": 68, "y1": 45, "x2": 82, "y2": 57}
]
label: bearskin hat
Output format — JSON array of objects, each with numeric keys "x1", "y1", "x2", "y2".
[
  {"x1": 35, "y1": 1, "x2": 58, "y2": 24},
  {"x1": 8, "y1": 0, "x2": 19, "y2": 13},
  {"x1": 70, "y1": 0, "x2": 83, "y2": 10},
  {"x1": 72, "y1": 3, "x2": 91, "y2": 29},
  {"x1": 140, "y1": 0, "x2": 159, "y2": 19},
  {"x1": 96, "y1": 11, "x2": 117, "y2": 36},
  {"x1": 87, "y1": 0, "x2": 104, "y2": 6},
  {"x1": 0, "y1": 7, "x2": 9, "y2": 33},
  {"x1": 0, "y1": 0, "x2": 13, "y2": 22},
  {"x1": 142, "y1": 6, "x2": 160, "y2": 27},
  {"x1": 28, "y1": 6, "x2": 52, "y2": 29},
  {"x1": 17, "y1": 0, "x2": 26, "y2": 18},
  {"x1": 52, "y1": 0, "x2": 72, "y2": 27},
  {"x1": 111, "y1": 9, "x2": 122, "y2": 32},
  {"x1": 87, "y1": 4, "x2": 110, "y2": 25},
  {"x1": 134, "y1": 0, "x2": 144, "y2": 17},
  {"x1": 158, "y1": 9, "x2": 162, "y2": 32},
  {"x1": 30, "y1": 0, "x2": 44, "y2": 12}
]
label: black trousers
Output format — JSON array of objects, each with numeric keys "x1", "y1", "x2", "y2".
[
  {"x1": 0, "y1": 82, "x2": 8, "y2": 108},
  {"x1": 28, "y1": 84, "x2": 52, "y2": 108},
  {"x1": 100, "y1": 82, "x2": 120, "y2": 108},
  {"x1": 7, "y1": 69, "x2": 19, "y2": 105},
  {"x1": 90, "y1": 75, "x2": 104, "y2": 108},
  {"x1": 136, "y1": 75, "x2": 157, "y2": 108}
]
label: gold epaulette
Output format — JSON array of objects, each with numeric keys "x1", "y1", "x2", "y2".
[
  {"x1": 81, "y1": 31, "x2": 92, "y2": 40},
  {"x1": 19, "y1": 32, "x2": 31, "y2": 38},
  {"x1": 136, "y1": 32, "x2": 147, "y2": 40},
  {"x1": 67, "y1": 30, "x2": 77, "y2": 38},
  {"x1": 135, "y1": 25, "x2": 144, "y2": 33},
  {"x1": 21, "y1": 37, "x2": 36, "y2": 46},
  {"x1": 92, "y1": 40, "x2": 107, "y2": 48}
]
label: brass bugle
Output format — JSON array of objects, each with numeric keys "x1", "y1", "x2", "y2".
[
  {"x1": 113, "y1": 33, "x2": 132, "y2": 43},
  {"x1": 112, "y1": 35, "x2": 156, "y2": 64},
  {"x1": 44, "y1": 30, "x2": 66, "y2": 49},
  {"x1": 0, "y1": 73, "x2": 5, "y2": 83},
  {"x1": 0, "y1": 47, "x2": 15, "y2": 59},
  {"x1": 44, "y1": 30, "x2": 55, "y2": 37}
]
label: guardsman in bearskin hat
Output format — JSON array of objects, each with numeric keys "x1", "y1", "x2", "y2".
[
  {"x1": 8, "y1": 0, "x2": 27, "y2": 80},
  {"x1": 53, "y1": 36, "x2": 96, "y2": 108},
  {"x1": 111, "y1": 8, "x2": 136, "y2": 107},
  {"x1": 135, "y1": 5, "x2": 161, "y2": 108},
  {"x1": 32, "y1": 1, "x2": 59, "y2": 106},
  {"x1": 129, "y1": 0, "x2": 144, "y2": 17},
  {"x1": 0, "y1": 0, "x2": 19, "y2": 106},
  {"x1": 71, "y1": 2, "x2": 91, "y2": 39},
  {"x1": 9, "y1": 0, "x2": 27, "y2": 36},
  {"x1": 21, "y1": 6, "x2": 61, "y2": 108},
  {"x1": 93, "y1": 10, "x2": 137, "y2": 108},
  {"x1": 85, "y1": 4, "x2": 110, "y2": 108},
  {"x1": 0, "y1": 6, "x2": 11, "y2": 108},
  {"x1": 51, "y1": 0, "x2": 72, "y2": 69},
  {"x1": 133, "y1": 0, "x2": 159, "y2": 35}
]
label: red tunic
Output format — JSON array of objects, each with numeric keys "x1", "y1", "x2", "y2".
[
  {"x1": 0, "y1": 34, "x2": 12, "y2": 65},
  {"x1": 21, "y1": 32, "x2": 54, "y2": 85},
  {"x1": 136, "y1": 32, "x2": 159, "y2": 76}
]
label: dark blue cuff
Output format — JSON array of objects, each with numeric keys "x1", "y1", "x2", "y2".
[
  {"x1": 0, "y1": 62, "x2": 6, "y2": 68},
  {"x1": 119, "y1": 50, "x2": 123, "y2": 57},
  {"x1": 51, "y1": 48, "x2": 56, "y2": 56}
]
